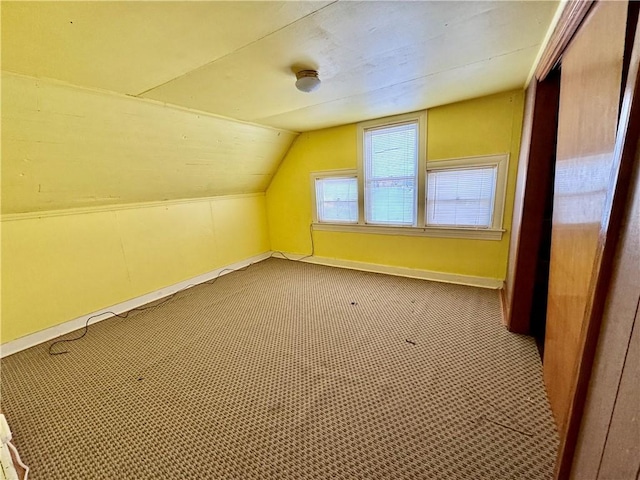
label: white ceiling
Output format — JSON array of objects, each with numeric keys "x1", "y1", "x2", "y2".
[{"x1": 2, "y1": 1, "x2": 558, "y2": 133}]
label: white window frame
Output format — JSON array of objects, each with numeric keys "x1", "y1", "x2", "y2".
[
  {"x1": 310, "y1": 112, "x2": 508, "y2": 241},
  {"x1": 310, "y1": 169, "x2": 359, "y2": 224},
  {"x1": 357, "y1": 111, "x2": 427, "y2": 227},
  {"x1": 425, "y1": 154, "x2": 509, "y2": 237}
]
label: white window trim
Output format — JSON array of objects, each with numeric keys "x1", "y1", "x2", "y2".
[
  {"x1": 357, "y1": 111, "x2": 427, "y2": 227},
  {"x1": 310, "y1": 169, "x2": 358, "y2": 224},
  {"x1": 311, "y1": 222, "x2": 504, "y2": 240},
  {"x1": 426, "y1": 153, "x2": 509, "y2": 233},
  {"x1": 310, "y1": 114, "x2": 508, "y2": 241}
]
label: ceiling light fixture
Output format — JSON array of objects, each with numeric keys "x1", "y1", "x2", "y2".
[{"x1": 295, "y1": 69, "x2": 321, "y2": 93}]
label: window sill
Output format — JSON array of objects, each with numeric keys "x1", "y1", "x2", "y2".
[{"x1": 312, "y1": 222, "x2": 505, "y2": 240}]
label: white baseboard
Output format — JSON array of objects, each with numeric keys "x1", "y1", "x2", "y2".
[
  {"x1": 3, "y1": 251, "x2": 501, "y2": 357},
  {"x1": 0, "y1": 251, "x2": 272, "y2": 358},
  {"x1": 271, "y1": 252, "x2": 503, "y2": 289}
]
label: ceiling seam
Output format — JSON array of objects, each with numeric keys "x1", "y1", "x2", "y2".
[
  {"x1": 135, "y1": 0, "x2": 341, "y2": 98},
  {"x1": 1, "y1": 70, "x2": 297, "y2": 135}
]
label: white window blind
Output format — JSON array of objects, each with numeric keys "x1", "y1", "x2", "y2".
[
  {"x1": 315, "y1": 177, "x2": 358, "y2": 223},
  {"x1": 426, "y1": 166, "x2": 498, "y2": 228},
  {"x1": 364, "y1": 122, "x2": 418, "y2": 225}
]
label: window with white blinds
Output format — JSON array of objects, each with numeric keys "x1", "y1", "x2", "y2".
[
  {"x1": 315, "y1": 176, "x2": 358, "y2": 223},
  {"x1": 363, "y1": 122, "x2": 418, "y2": 225},
  {"x1": 426, "y1": 166, "x2": 498, "y2": 228},
  {"x1": 312, "y1": 111, "x2": 506, "y2": 240}
]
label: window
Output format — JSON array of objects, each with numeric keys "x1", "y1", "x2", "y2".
[
  {"x1": 363, "y1": 122, "x2": 419, "y2": 225},
  {"x1": 312, "y1": 171, "x2": 358, "y2": 224},
  {"x1": 427, "y1": 166, "x2": 497, "y2": 227},
  {"x1": 311, "y1": 111, "x2": 507, "y2": 241},
  {"x1": 426, "y1": 154, "x2": 508, "y2": 233}
]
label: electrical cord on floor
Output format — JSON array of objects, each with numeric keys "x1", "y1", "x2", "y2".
[
  {"x1": 273, "y1": 223, "x2": 315, "y2": 261},
  {"x1": 48, "y1": 224, "x2": 316, "y2": 356}
]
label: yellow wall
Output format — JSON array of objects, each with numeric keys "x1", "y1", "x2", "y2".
[
  {"x1": 1, "y1": 72, "x2": 280, "y2": 344},
  {"x1": 266, "y1": 90, "x2": 525, "y2": 280},
  {"x1": 1, "y1": 194, "x2": 270, "y2": 343},
  {"x1": 1, "y1": 88, "x2": 524, "y2": 344}
]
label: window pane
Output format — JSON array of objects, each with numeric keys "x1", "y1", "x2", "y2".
[
  {"x1": 426, "y1": 166, "x2": 497, "y2": 228},
  {"x1": 368, "y1": 179, "x2": 416, "y2": 224},
  {"x1": 316, "y1": 177, "x2": 358, "y2": 223},
  {"x1": 364, "y1": 122, "x2": 418, "y2": 225}
]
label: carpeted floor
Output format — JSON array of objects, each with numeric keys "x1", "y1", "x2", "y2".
[{"x1": 0, "y1": 258, "x2": 558, "y2": 479}]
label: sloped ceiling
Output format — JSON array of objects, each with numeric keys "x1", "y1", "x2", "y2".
[
  {"x1": 1, "y1": 72, "x2": 298, "y2": 214},
  {"x1": 1, "y1": 1, "x2": 558, "y2": 214},
  {"x1": 2, "y1": 1, "x2": 558, "y2": 132},
  {"x1": 1, "y1": 1, "x2": 330, "y2": 97}
]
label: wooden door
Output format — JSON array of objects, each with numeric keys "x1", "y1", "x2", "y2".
[
  {"x1": 572, "y1": 148, "x2": 640, "y2": 474},
  {"x1": 543, "y1": 0, "x2": 628, "y2": 437}
]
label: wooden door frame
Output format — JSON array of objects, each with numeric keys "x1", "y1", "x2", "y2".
[
  {"x1": 504, "y1": 1, "x2": 595, "y2": 336},
  {"x1": 535, "y1": 0, "x2": 595, "y2": 81},
  {"x1": 504, "y1": 70, "x2": 560, "y2": 336}
]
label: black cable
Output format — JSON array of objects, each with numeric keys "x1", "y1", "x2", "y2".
[
  {"x1": 271, "y1": 223, "x2": 315, "y2": 261},
  {"x1": 48, "y1": 224, "x2": 316, "y2": 356}
]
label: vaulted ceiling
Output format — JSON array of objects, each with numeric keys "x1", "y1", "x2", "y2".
[
  {"x1": 3, "y1": 1, "x2": 558, "y2": 132},
  {"x1": 1, "y1": 1, "x2": 559, "y2": 214}
]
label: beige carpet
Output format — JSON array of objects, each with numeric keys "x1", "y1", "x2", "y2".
[{"x1": 0, "y1": 258, "x2": 558, "y2": 479}]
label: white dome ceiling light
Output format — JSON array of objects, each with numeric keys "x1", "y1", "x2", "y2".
[{"x1": 295, "y1": 69, "x2": 321, "y2": 93}]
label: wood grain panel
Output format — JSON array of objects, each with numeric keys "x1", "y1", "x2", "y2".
[
  {"x1": 505, "y1": 71, "x2": 560, "y2": 335},
  {"x1": 543, "y1": 0, "x2": 627, "y2": 437},
  {"x1": 570, "y1": 148, "x2": 640, "y2": 478},
  {"x1": 561, "y1": 8, "x2": 640, "y2": 476},
  {"x1": 597, "y1": 306, "x2": 640, "y2": 479}
]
